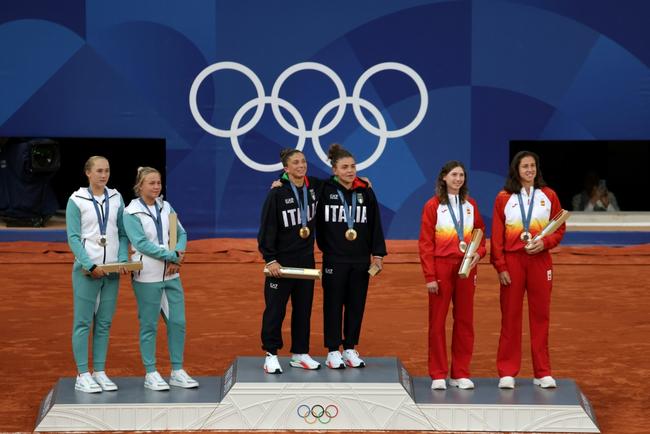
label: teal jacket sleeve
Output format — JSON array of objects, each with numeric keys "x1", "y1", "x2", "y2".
[
  {"x1": 170, "y1": 206, "x2": 187, "y2": 252},
  {"x1": 66, "y1": 198, "x2": 94, "y2": 271},
  {"x1": 123, "y1": 212, "x2": 179, "y2": 263},
  {"x1": 117, "y1": 195, "x2": 129, "y2": 262}
]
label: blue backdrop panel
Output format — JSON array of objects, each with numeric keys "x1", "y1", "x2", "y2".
[{"x1": 1, "y1": 0, "x2": 649, "y2": 239}]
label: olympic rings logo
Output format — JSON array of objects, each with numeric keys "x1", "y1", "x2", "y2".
[
  {"x1": 189, "y1": 61, "x2": 428, "y2": 172},
  {"x1": 296, "y1": 404, "x2": 339, "y2": 424}
]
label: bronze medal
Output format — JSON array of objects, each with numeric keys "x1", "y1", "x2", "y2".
[
  {"x1": 520, "y1": 231, "x2": 532, "y2": 242},
  {"x1": 345, "y1": 228, "x2": 358, "y2": 241},
  {"x1": 98, "y1": 236, "x2": 107, "y2": 247},
  {"x1": 299, "y1": 226, "x2": 310, "y2": 239},
  {"x1": 459, "y1": 240, "x2": 468, "y2": 253}
]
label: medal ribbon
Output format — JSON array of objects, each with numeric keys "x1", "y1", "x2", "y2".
[
  {"x1": 336, "y1": 188, "x2": 357, "y2": 232},
  {"x1": 447, "y1": 195, "x2": 465, "y2": 244},
  {"x1": 517, "y1": 188, "x2": 536, "y2": 236},
  {"x1": 139, "y1": 198, "x2": 164, "y2": 245},
  {"x1": 289, "y1": 180, "x2": 309, "y2": 231},
  {"x1": 88, "y1": 188, "x2": 109, "y2": 239}
]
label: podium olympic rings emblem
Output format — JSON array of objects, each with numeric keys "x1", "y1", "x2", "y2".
[
  {"x1": 189, "y1": 61, "x2": 428, "y2": 172},
  {"x1": 296, "y1": 404, "x2": 339, "y2": 424}
]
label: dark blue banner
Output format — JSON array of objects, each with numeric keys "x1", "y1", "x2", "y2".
[{"x1": 1, "y1": 1, "x2": 649, "y2": 238}]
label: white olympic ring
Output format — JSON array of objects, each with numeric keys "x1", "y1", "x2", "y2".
[{"x1": 189, "y1": 61, "x2": 428, "y2": 172}]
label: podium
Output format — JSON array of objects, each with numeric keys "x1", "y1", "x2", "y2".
[{"x1": 35, "y1": 357, "x2": 600, "y2": 432}]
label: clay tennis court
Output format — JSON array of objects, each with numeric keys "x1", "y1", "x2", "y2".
[{"x1": 1, "y1": 239, "x2": 648, "y2": 433}]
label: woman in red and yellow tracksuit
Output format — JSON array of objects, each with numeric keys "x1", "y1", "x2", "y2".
[
  {"x1": 418, "y1": 161, "x2": 486, "y2": 390},
  {"x1": 490, "y1": 151, "x2": 566, "y2": 390}
]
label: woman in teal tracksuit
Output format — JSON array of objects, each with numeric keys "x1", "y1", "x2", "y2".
[
  {"x1": 66, "y1": 156, "x2": 129, "y2": 393},
  {"x1": 123, "y1": 166, "x2": 198, "y2": 391}
]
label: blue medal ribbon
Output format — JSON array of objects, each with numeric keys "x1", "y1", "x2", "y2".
[
  {"x1": 139, "y1": 198, "x2": 164, "y2": 245},
  {"x1": 517, "y1": 188, "x2": 536, "y2": 238},
  {"x1": 336, "y1": 188, "x2": 357, "y2": 232},
  {"x1": 88, "y1": 188, "x2": 109, "y2": 242},
  {"x1": 289, "y1": 180, "x2": 309, "y2": 231},
  {"x1": 447, "y1": 195, "x2": 465, "y2": 244}
]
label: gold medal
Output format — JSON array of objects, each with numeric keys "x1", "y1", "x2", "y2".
[
  {"x1": 520, "y1": 231, "x2": 532, "y2": 242},
  {"x1": 345, "y1": 228, "x2": 357, "y2": 241},
  {"x1": 299, "y1": 226, "x2": 310, "y2": 239},
  {"x1": 459, "y1": 240, "x2": 468, "y2": 253}
]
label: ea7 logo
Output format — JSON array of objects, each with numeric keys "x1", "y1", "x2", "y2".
[
  {"x1": 324, "y1": 268, "x2": 333, "y2": 274},
  {"x1": 269, "y1": 282, "x2": 279, "y2": 289},
  {"x1": 285, "y1": 198, "x2": 295, "y2": 204},
  {"x1": 329, "y1": 194, "x2": 338, "y2": 200}
]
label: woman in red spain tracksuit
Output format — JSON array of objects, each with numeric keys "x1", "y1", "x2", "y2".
[
  {"x1": 317, "y1": 143, "x2": 387, "y2": 370},
  {"x1": 491, "y1": 151, "x2": 566, "y2": 389},
  {"x1": 418, "y1": 161, "x2": 486, "y2": 390}
]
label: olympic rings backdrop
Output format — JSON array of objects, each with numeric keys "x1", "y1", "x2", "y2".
[{"x1": 1, "y1": 1, "x2": 650, "y2": 239}]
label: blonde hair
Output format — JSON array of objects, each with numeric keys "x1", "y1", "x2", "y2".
[
  {"x1": 133, "y1": 166, "x2": 161, "y2": 196},
  {"x1": 84, "y1": 156, "x2": 108, "y2": 173}
]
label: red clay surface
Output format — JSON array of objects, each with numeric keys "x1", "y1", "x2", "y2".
[{"x1": 1, "y1": 239, "x2": 649, "y2": 433}]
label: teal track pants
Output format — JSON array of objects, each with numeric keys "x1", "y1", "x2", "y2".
[
  {"x1": 132, "y1": 278, "x2": 186, "y2": 373},
  {"x1": 72, "y1": 271, "x2": 120, "y2": 373}
]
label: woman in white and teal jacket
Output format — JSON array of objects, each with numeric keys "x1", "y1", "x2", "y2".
[
  {"x1": 66, "y1": 156, "x2": 129, "y2": 393},
  {"x1": 123, "y1": 166, "x2": 198, "y2": 391}
]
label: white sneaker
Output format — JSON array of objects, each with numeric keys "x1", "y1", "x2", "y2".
[
  {"x1": 264, "y1": 353, "x2": 283, "y2": 374},
  {"x1": 170, "y1": 369, "x2": 199, "y2": 388},
  {"x1": 534, "y1": 376, "x2": 557, "y2": 388},
  {"x1": 144, "y1": 371, "x2": 170, "y2": 391},
  {"x1": 498, "y1": 376, "x2": 516, "y2": 389},
  {"x1": 449, "y1": 378, "x2": 475, "y2": 389},
  {"x1": 290, "y1": 354, "x2": 321, "y2": 370},
  {"x1": 431, "y1": 379, "x2": 447, "y2": 390},
  {"x1": 342, "y1": 349, "x2": 366, "y2": 368},
  {"x1": 75, "y1": 372, "x2": 102, "y2": 393},
  {"x1": 92, "y1": 371, "x2": 118, "y2": 391},
  {"x1": 326, "y1": 351, "x2": 346, "y2": 369}
]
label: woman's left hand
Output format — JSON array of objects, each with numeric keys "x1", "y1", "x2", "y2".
[
  {"x1": 372, "y1": 256, "x2": 383, "y2": 271},
  {"x1": 118, "y1": 265, "x2": 130, "y2": 275},
  {"x1": 360, "y1": 176, "x2": 372, "y2": 188},
  {"x1": 468, "y1": 252, "x2": 480, "y2": 270},
  {"x1": 525, "y1": 238, "x2": 544, "y2": 255},
  {"x1": 166, "y1": 263, "x2": 181, "y2": 276}
]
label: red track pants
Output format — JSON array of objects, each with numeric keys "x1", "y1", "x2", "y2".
[
  {"x1": 497, "y1": 250, "x2": 553, "y2": 378},
  {"x1": 428, "y1": 257, "x2": 476, "y2": 380}
]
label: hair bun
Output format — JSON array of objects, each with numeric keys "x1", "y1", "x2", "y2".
[{"x1": 279, "y1": 148, "x2": 294, "y2": 160}]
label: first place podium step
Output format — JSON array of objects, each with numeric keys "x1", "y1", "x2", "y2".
[{"x1": 35, "y1": 356, "x2": 600, "y2": 432}]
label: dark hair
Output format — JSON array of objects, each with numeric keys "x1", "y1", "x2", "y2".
[
  {"x1": 436, "y1": 160, "x2": 468, "y2": 204},
  {"x1": 504, "y1": 150, "x2": 547, "y2": 193},
  {"x1": 327, "y1": 143, "x2": 354, "y2": 168},
  {"x1": 279, "y1": 148, "x2": 303, "y2": 167}
]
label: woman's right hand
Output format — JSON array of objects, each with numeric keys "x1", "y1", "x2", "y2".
[
  {"x1": 499, "y1": 271, "x2": 511, "y2": 286},
  {"x1": 270, "y1": 180, "x2": 282, "y2": 189},
  {"x1": 426, "y1": 281, "x2": 439, "y2": 294},
  {"x1": 90, "y1": 267, "x2": 108, "y2": 279},
  {"x1": 266, "y1": 261, "x2": 282, "y2": 278}
]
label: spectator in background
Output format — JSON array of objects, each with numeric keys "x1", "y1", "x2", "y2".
[{"x1": 572, "y1": 171, "x2": 620, "y2": 212}]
